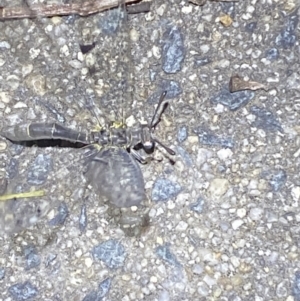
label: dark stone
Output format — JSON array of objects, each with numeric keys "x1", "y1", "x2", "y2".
[
  {"x1": 193, "y1": 127, "x2": 234, "y2": 149},
  {"x1": 250, "y1": 106, "x2": 283, "y2": 133},
  {"x1": 265, "y1": 48, "x2": 279, "y2": 61},
  {"x1": 27, "y1": 154, "x2": 52, "y2": 185},
  {"x1": 177, "y1": 125, "x2": 188, "y2": 143},
  {"x1": 48, "y1": 202, "x2": 69, "y2": 226},
  {"x1": 79, "y1": 204, "x2": 88, "y2": 232},
  {"x1": 245, "y1": 22, "x2": 257, "y2": 33},
  {"x1": 162, "y1": 26, "x2": 185, "y2": 74},
  {"x1": 156, "y1": 244, "x2": 181, "y2": 267},
  {"x1": 211, "y1": 88, "x2": 255, "y2": 111},
  {"x1": 194, "y1": 56, "x2": 211, "y2": 67},
  {"x1": 92, "y1": 240, "x2": 126, "y2": 269},
  {"x1": 24, "y1": 245, "x2": 41, "y2": 270},
  {"x1": 7, "y1": 158, "x2": 19, "y2": 179},
  {"x1": 152, "y1": 178, "x2": 182, "y2": 202},
  {"x1": 190, "y1": 197, "x2": 205, "y2": 213},
  {"x1": 9, "y1": 281, "x2": 38, "y2": 301}
]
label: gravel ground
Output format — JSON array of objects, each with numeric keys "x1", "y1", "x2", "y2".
[{"x1": 0, "y1": 0, "x2": 300, "y2": 300}]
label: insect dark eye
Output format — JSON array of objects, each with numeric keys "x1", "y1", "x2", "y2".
[{"x1": 143, "y1": 141, "x2": 154, "y2": 150}]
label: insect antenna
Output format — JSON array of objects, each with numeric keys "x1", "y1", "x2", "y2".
[
  {"x1": 150, "y1": 91, "x2": 169, "y2": 129},
  {"x1": 149, "y1": 91, "x2": 175, "y2": 155}
]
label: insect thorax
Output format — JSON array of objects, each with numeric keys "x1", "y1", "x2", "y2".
[{"x1": 90, "y1": 123, "x2": 150, "y2": 149}]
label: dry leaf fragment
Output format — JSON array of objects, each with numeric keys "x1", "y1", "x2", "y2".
[{"x1": 229, "y1": 74, "x2": 268, "y2": 93}]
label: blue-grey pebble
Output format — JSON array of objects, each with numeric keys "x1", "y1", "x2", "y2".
[
  {"x1": 177, "y1": 146, "x2": 193, "y2": 167},
  {"x1": 0, "y1": 267, "x2": 5, "y2": 280},
  {"x1": 148, "y1": 80, "x2": 182, "y2": 104},
  {"x1": 98, "y1": 278, "x2": 112, "y2": 298},
  {"x1": 9, "y1": 281, "x2": 38, "y2": 301},
  {"x1": 27, "y1": 154, "x2": 52, "y2": 185},
  {"x1": 0, "y1": 178, "x2": 7, "y2": 195},
  {"x1": 82, "y1": 291, "x2": 101, "y2": 301},
  {"x1": 269, "y1": 169, "x2": 287, "y2": 192},
  {"x1": 293, "y1": 271, "x2": 300, "y2": 301},
  {"x1": 149, "y1": 69, "x2": 157, "y2": 82},
  {"x1": 194, "y1": 127, "x2": 234, "y2": 149},
  {"x1": 275, "y1": 12, "x2": 299, "y2": 49},
  {"x1": 250, "y1": 106, "x2": 283, "y2": 133},
  {"x1": 24, "y1": 245, "x2": 41, "y2": 270},
  {"x1": 82, "y1": 278, "x2": 111, "y2": 301},
  {"x1": 45, "y1": 253, "x2": 57, "y2": 267},
  {"x1": 92, "y1": 240, "x2": 126, "y2": 269},
  {"x1": 156, "y1": 244, "x2": 181, "y2": 267},
  {"x1": 162, "y1": 26, "x2": 185, "y2": 74},
  {"x1": 48, "y1": 202, "x2": 69, "y2": 226},
  {"x1": 79, "y1": 203, "x2": 88, "y2": 232},
  {"x1": 99, "y1": 8, "x2": 123, "y2": 35},
  {"x1": 152, "y1": 178, "x2": 182, "y2": 202},
  {"x1": 265, "y1": 48, "x2": 279, "y2": 61},
  {"x1": 177, "y1": 126, "x2": 188, "y2": 143},
  {"x1": 7, "y1": 158, "x2": 19, "y2": 179},
  {"x1": 190, "y1": 197, "x2": 205, "y2": 214},
  {"x1": 220, "y1": 2, "x2": 235, "y2": 17},
  {"x1": 10, "y1": 144, "x2": 24, "y2": 156},
  {"x1": 211, "y1": 88, "x2": 255, "y2": 111}
]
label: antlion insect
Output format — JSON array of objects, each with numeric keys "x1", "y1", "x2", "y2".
[
  {"x1": 0, "y1": 0, "x2": 176, "y2": 234},
  {"x1": 1, "y1": 91, "x2": 175, "y2": 208}
]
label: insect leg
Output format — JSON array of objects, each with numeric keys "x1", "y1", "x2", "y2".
[
  {"x1": 150, "y1": 91, "x2": 169, "y2": 129},
  {"x1": 130, "y1": 149, "x2": 152, "y2": 164}
]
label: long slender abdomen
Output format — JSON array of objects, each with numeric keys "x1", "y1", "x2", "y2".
[{"x1": 1, "y1": 123, "x2": 90, "y2": 144}]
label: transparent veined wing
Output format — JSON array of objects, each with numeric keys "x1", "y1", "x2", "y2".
[
  {"x1": 84, "y1": 147, "x2": 146, "y2": 208},
  {"x1": 0, "y1": 0, "x2": 135, "y2": 233}
]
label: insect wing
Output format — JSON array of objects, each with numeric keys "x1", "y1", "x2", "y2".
[
  {"x1": 85, "y1": 147, "x2": 146, "y2": 208},
  {"x1": 0, "y1": 0, "x2": 110, "y2": 233},
  {"x1": 79, "y1": 0, "x2": 134, "y2": 125}
]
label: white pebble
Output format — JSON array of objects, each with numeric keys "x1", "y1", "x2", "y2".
[
  {"x1": 291, "y1": 186, "x2": 300, "y2": 202},
  {"x1": 249, "y1": 207, "x2": 264, "y2": 221},
  {"x1": 236, "y1": 208, "x2": 247, "y2": 218},
  {"x1": 208, "y1": 178, "x2": 229, "y2": 199},
  {"x1": 176, "y1": 221, "x2": 188, "y2": 231},
  {"x1": 231, "y1": 219, "x2": 244, "y2": 230},
  {"x1": 217, "y1": 148, "x2": 233, "y2": 161}
]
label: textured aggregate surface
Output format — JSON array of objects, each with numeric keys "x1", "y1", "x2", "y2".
[{"x1": 0, "y1": 0, "x2": 300, "y2": 300}]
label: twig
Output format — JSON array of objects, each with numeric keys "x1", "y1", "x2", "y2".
[
  {"x1": 0, "y1": 0, "x2": 140, "y2": 20},
  {"x1": 0, "y1": 190, "x2": 45, "y2": 202},
  {"x1": 127, "y1": 1, "x2": 151, "y2": 14}
]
